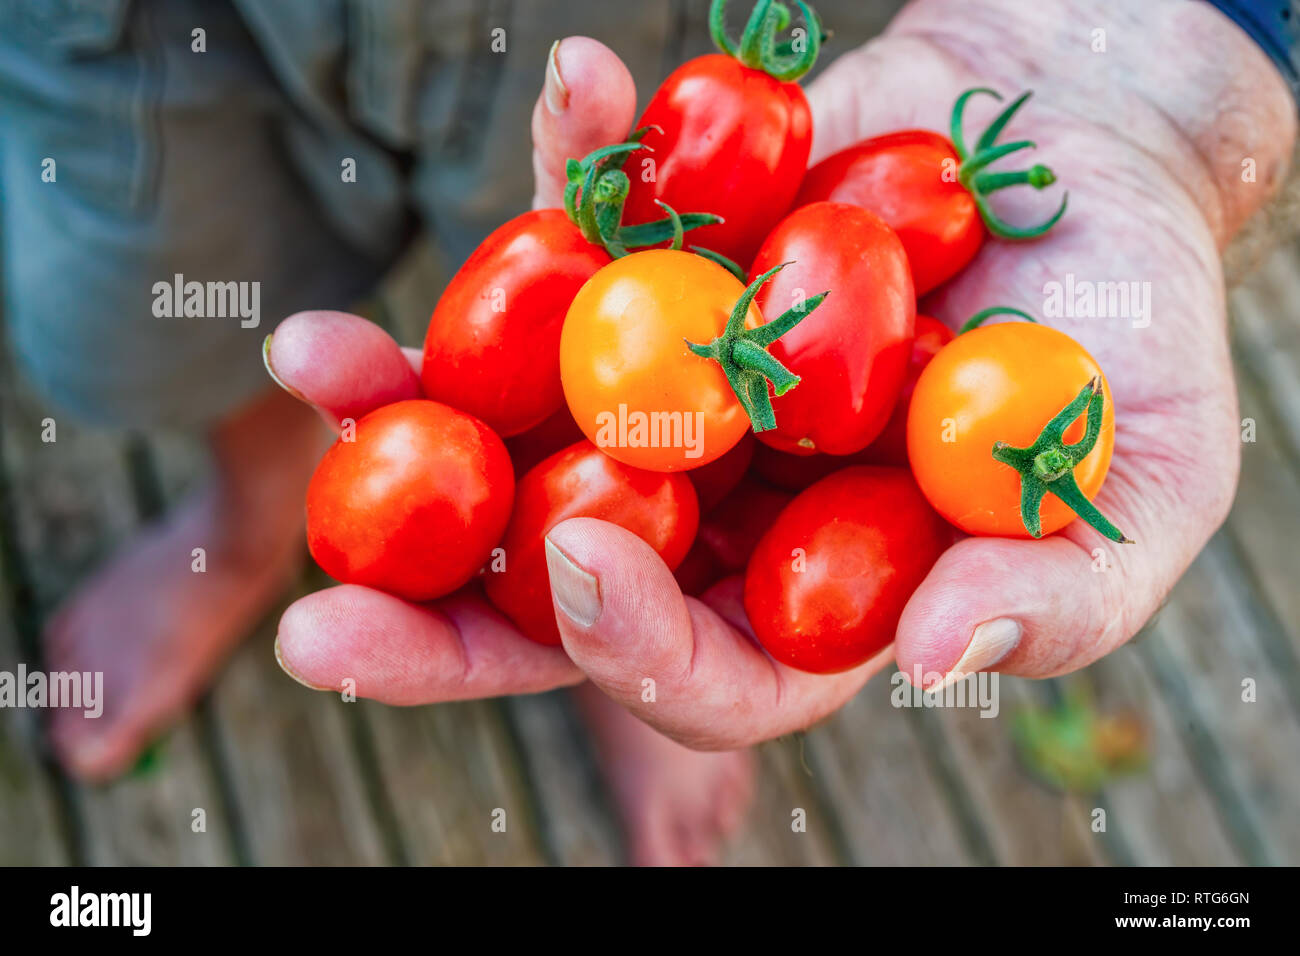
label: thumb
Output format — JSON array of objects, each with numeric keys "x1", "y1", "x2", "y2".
[{"x1": 530, "y1": 36, "x2": 637, "y2": 209}]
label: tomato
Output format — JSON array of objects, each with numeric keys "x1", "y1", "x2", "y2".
[
  {"x1": 306, "y1": 400, "x2": 514, "y2": 601},
  {"x1": 688, "y1": 433, "x2": 754, "y2": 512},
  {"x1": 675, "y1": 477, "x2": 793, "y2": 595},
  {"x1": 795, "y1": 90, "x2": 1067, "y2": 295},
  {"x1": 907, "y1": 319, "x2": 1126, "y2": 541},
  {"x1": 422, "y1": 139, "x2": 717, "y2": 438},
  {"x1": 744, "y1": 466, "x2": 950, "y2": 673},
  {"x1": 621, "y1": 0, "x2": 821, "y2": 266},
  {"x1": 505, "y1": 405, "x2": 585, "y2": 478},
  {"x1": 862, "y1": 314, "x2": 955, "y2": 465},
  {"x1": 484, "y1": 440, "x2": 699, "y2": 645},
  {"x1": 750, "y1": 202, "x2": 914, "y2": 455},
  {"x1": 749, "y1": 441, "x2": 866, "y2": 491},
  {"x1": 561, "y1": 249, "x2": 818, "y2": 472},
  {"x1": 421, "y1": 210, "x2": 610, "y2": 437}
]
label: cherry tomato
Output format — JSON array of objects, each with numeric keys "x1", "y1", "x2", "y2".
[
  {"x1": 907, "y1": 321, "x2": 1118, "y2": 540},
  {"x1": 621, "y1": 0, "x2": 821, "y2": 266},
  {"x1": 688, "y1": 433, "x2": 754, "y2": 512},
  {"x1": 745, "y1": 466, "x2": 950, "y2": 673},
  {"x1": 306, "y1": 400, "x2": 514, "y2": 601},
  {"x1": 862, "y1": 314, "x2": 955, "y2": 465},
  {"x1": 749, "y1": 441, "x2": 867, "y2": 491},
  {"x1": 484, "y1": 440, "x2": 699, "y2": 645},
  {"x1": 505, "y1": 405, "x2": 585, "y2": 478},
  {"x1": 422, "y1": 209, "x2": 611, "y2": 438},
  {"x1": 751, "y1": 202, "x2": 914, "y2": 455},
  {"x1": 796, "y1": 90, "x2": 1066, "y2": 295},
  {"x1": 562, "y1": 249, "x2": 787, "y2": 472},
  {"x1": 682, "y1": 477, "x2": 793, "y2": 593}
]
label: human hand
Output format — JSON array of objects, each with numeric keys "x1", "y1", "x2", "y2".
[{"x1": 506, "y1": 0, "x2": 1297, "y2": 750}]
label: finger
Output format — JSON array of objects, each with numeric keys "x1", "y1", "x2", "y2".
[
  {"x1": 530, "y1": 36, "x2": 637, "y2": 209},
  {"x1": 265, "y1": 310, "x2": 422, "y2": 430},
  {"x1": 895, "y1": 406, "x2": 1239, "y2": 687},
  {"x1": 545, "y1": 518, "x2": 891, "y2": 750},
  {"x1": 275, "y1": 583, "x2": 583, "y2": 704}
]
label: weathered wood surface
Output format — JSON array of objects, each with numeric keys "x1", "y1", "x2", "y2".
[{"x1": 2, "y1": 241, "x2": 1298, "y2": 866}]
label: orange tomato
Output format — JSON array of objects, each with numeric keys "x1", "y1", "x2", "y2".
[
  {"x1": 560, "y1": 249, "x2": 761, "y2": 472},
  {"x1": 907, "y1": 322, "x2": 1117, "y2": 539}
]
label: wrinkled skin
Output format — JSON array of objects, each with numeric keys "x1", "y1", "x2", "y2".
[{"x1": 273, "y1": 1, "x2": 1295, "y2": 754}]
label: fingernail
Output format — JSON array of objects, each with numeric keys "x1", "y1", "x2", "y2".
[
  {"x1": 544, "y1": 39, "x2": 569, "y2": 114},
  {"x1": 262, "y1": 334, "x2": 309, "y2": 403},
  {"x1": 274, "y1": 635, "x2": 331, "y2": 692},
  {"x1": 544, "y1": 536, "x2": 601, "y2": 627},
  {"x1": 933, "y1": 618, "x2": 1021, "y2": 690}
]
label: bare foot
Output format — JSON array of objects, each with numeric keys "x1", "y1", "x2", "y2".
[
  {"x1": 46, "y1": 387, "x2": 326, "y2": 780},
  {"x1": 574, "y1": 683, "x2": 755, "y2": 866}
]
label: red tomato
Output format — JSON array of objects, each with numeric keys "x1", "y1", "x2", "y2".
[
  {"x1": 751, "y1": 202, "x2": 914, "y2": 455},
  {"x1": 621, "y1": 1, "x2": 822, "y2": 265},
  {"x1": 749, "y1": 441, "x2": 867, "y2": 492},
  {"x1": 306, "y1": 400, "x2": 514, "y2": 602},
  {"x1": 422, "y1": 209, "x2": 612, "y2": 438},
  {"x1": 688, "y1": 433, "x2": 754, "y2": 512},
  {"x1": 675, "y1": 478, "x2": 792, "y2": 595},
  {"x1": 795, "y1": 90, "x2": 1066, "y2": 295},
  {"x1": 862, "y1": 314, "x2": 955, "y2": 465},
  {"x1": 796, "y1": 132, "x2": 979, "y2": 296},
  {"x1": 744, "y1": 466, "x2": 950, "y2": 673},
  {"x1": 505, "y1": 405, "x2": 585, "y2": 478},
  {"x1": 484, "y1": 441, "x2": 699, "y2": 645}
]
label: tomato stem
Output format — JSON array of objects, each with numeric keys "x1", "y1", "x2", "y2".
[
  {"x1": 709, "y1": 0, "x2": 823, "y2": 82},
  {"x1": 563, "y1": 133, "x2": 723, "y2": 257},
  {"x1": 689, "y1": 246, "x2": 746, "y2": 281},
  {"x1": 958, "y1": 305, "x2": 1038, "y2": 334},
  {"x1": 951, "y1": 87, "x2": 1069, "y2": 241},
  {"x1": 684, "y1": 262, "x2": 828, "y2": 432},
  {"x1": 990, "y1": 378, "x2": 1131, "y2": 542}
]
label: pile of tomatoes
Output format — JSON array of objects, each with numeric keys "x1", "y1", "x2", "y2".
[{"x1": 304, "y1": 0, "x2": 1127, "y2": 675}]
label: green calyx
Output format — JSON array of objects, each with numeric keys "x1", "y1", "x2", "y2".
[
  {"x1": 685, "y1": 262, "x2": 828, "y2": 431},
  {"x1": 564, "y1": 129, "x2": 722, "y2": 257},
  {"x1": 951, "y1": 88, "x2": 1069, "y2": 240},
  {"x1": 991, "y1": 378, "x2": 1131, "y2": 543},
  {"x1": 709, "y1": 0, "x2": 824, "y2": 82}
]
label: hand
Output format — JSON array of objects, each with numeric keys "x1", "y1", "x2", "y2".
[{"x1": 270, "y1": 37, "x2": 637, "y2": 703}]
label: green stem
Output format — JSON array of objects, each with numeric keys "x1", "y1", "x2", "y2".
[
  {"x1": 684, "y1": 263, "x2": 828, "y2": 432},
  {"x1": 709, "y1": 0, "x2": 822, "y2": 82},
  {"x1": 958, "y1": 305, "x2": 1038, "y2": 335},
  {"x1": 950, "y1": 87, "x2": 1069, "y2": 241},
  {"x1": 563, "y1": 137, "x2": 723, "y2": 257},
  {"x1": 990, "y1": 378, "x2": 1131, "y2": 542}
]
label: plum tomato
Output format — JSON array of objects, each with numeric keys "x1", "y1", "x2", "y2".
[
  {"x1": 621, "y1": 0, "x2": 821, "y2": 266},
  {"x1": 744, "y1": 466, "x2": 950, "y2": 673},
  {"x1": 484, "y1": 440, "x2": 699, "y2": 645},
  {"x1": 795, "y1": 89, "x2": 1067, "y2": 295},
  {"x1": 861, "y1": 314, "x2": 955, "y2": 466},
  {"x1": 750, "y1": 202, "x2": 914, "y2": 455},
  {"x1": 306, "y1": 400, "x2": 514, "y2": 602}
]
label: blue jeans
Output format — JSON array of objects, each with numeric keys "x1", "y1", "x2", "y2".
[{"x1": 0, "y1": 0, "x2": 899, "y2": 427}]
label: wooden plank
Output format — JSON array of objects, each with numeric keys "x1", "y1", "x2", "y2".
[
  {"x1": 921, "y1": 676, "x2": 1108, "y2": 865},
  {"x1": 0, "y1": 602, "x2": 70, "y2": 865},
  {"x1": 802, "y1": 678, "x2": 978, "y2": 865},
  {"x1": 360, "y1": 697, "x2": 547, "y2": 866},
  {"x1": 503, "y1": 692, "x2": 621, "y2": 865},
  {"x1": 1138, "y1": 544, "x2": 1300, "y2": 864},
  {"x1": 721, "y1": 737, "x2": 840, "y2": 865},
  {"x1": 0, "y1": 368, "x2": 238, "y2": 864},
  {"x1": 1085, "y1": 644, "x2": 1242, "y2": 865}
]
